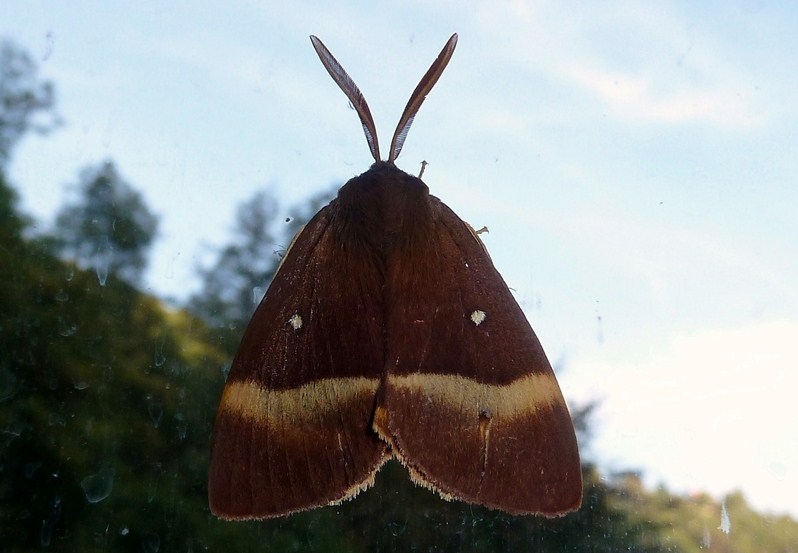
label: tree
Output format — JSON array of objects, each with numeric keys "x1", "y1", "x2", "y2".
[
  {"x1": 1, "y1": 176, "x2": 341, "y2": 552},
  {"x1": 0, "y1": 38, "x2": 59, "y2": 168},
  {"x1": 189, "y1": 186, "x2": 335, "y2": 352},
  {"x1": 189, "y1": 190, "x2": 280, "y2": 345},
  {"x1": 0, "y1": 171, "x2": 27, "y2": 241},
  {"x1": 53, "y1": 160, "x2": 158, "y2": 286}
]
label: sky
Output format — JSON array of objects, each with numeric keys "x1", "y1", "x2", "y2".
[{"x1": 2, "y1": 0, "x2": 797, "y2": 520}]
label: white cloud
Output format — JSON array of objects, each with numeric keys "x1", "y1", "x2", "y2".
[
  {"x1": 564, "y1": 319, "x2": 798, "y2": 517},
  {"x1": 558, "y1": 61, "x2": 764, "y2": 127},
  {"x1": 465, "y1": 0, "x2": 770, "y2": 128}
]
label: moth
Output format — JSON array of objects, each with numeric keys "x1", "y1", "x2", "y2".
[{"x1": 209, "y1": 33, "x2": 582, "y2": 520}]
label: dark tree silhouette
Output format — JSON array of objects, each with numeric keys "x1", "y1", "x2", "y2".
[
  {"x1": 53, "y1": 160, "x2": 158, "y2": 286},
  {"x1": 189, "y1": 186, "x2": 335, "y2": 352},
  {"x1": 0, "y1": 38, "x2": 59, "y2": 168},
  {"x1": 190, "y1": 190, "x2": 281, "y2": 344},
  {"x1": 0, "y1": 171, "x2": 26, "y2": 240}
]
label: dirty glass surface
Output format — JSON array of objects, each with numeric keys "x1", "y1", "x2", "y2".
[{"x1": 1, "y1": 3, "x2": 796, "y2": 552}]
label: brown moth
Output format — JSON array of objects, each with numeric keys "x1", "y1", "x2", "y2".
[{"x1": 208, "y1": 33, "x2": 582, "y2": 520}]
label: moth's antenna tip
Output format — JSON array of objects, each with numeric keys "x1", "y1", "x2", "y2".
[{"x1": 387, "y1": 33, "x2": 459, "y2": 163}]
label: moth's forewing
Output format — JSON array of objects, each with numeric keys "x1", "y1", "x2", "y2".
[
  {"x1": 374, "y1": 178, "x2": 582, "y2": 515},
  {"x1": 209, "y1": 203, "x2": 389, "y2": 520}
]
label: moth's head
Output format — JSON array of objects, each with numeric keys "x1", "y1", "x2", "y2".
[{"x1": 310, "y1": 34, "x2": 458, "y2": 167}]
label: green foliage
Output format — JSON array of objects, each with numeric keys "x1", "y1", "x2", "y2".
[
  {"x1": 0, "y1": 180, "x2": 348, "y2": 551},
  {"x1": 621, "y1": 484, "x2": 798, "y2": 553},
  {"x1": 1, "y1": 195, "x2": 201, "y2": 550},
  {"x1": 0, "y1": 170, "x2": 27, "y2": 240}
]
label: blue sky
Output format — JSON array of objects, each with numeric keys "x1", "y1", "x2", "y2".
[{"x1": 3, "y1": 1, "x2": 797, "y2": 519}]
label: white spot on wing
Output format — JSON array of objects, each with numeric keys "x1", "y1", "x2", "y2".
[
  {"x1": 288, "y1": 313, "x2": 303, "y2": 330},
  {"x1": 470, "y1": 309, "x2": 486, "y2": 326}
]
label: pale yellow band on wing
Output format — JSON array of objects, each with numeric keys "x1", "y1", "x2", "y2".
[
  {"x1": 219, "y1": 377, "x2": 380, "y2": 425},
  {"x1": 388, "y1": 372, "x2": 564, "y2": 419}
]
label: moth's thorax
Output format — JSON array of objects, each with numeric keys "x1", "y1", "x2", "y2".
[{"x1": 334, "y1": 162, "x2": 433, "y2": 255}]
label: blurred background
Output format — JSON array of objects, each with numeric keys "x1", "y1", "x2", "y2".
[{"x1": 1, "y1": 1, "x2": 796, "y2": 551}]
